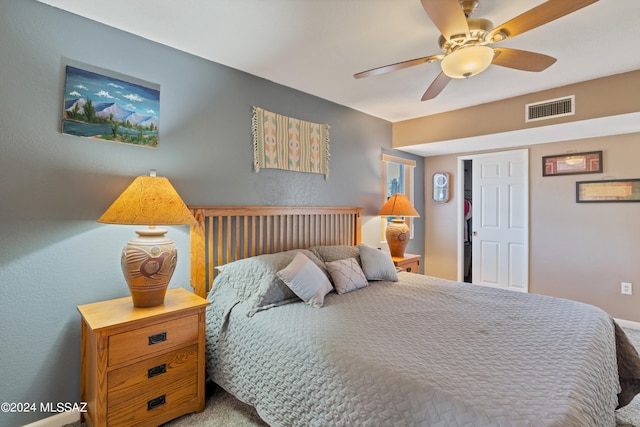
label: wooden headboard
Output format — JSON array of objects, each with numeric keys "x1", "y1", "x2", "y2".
[{"x1": 188, "y1": 206, "x2": 362, "y2": 297}]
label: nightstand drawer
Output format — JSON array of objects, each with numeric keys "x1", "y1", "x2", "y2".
[
  {"x1": 399, "y1": 260, "x2": 420, "y2": 273},
  {"x1": 108, "y1": 314, "x2": 199, "y2": 366},
  {"x1": 107, "y1": 374, "x2": 198, "y2": 427},
  {"x1": 392, "y1": 253, "x2": 421, "y2": 274},
  {"x1": 108, "y1": 344, "x2": 198, "y2": 394}
]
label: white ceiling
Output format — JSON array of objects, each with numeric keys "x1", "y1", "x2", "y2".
[{"x1": 37, "y1": 0, "x2": 640, "y2": 154}]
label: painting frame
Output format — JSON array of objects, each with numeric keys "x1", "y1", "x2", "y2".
[
  {"x1": 576, "y1": 179, "x2": 640, "y2": 203},
  {"x1": 542, "y1": 150, "x2": 602, "y2": 177},
  {"x1": 62, "y1": 64, "x2": 160, "y2": 148}
]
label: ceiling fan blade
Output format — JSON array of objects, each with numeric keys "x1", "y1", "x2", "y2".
[
  {"x1": 421, "y1": 72, "x2": 452, "y2": 101},
  {"x1": 353, "y1": 54, "x2": 443, "y2": 79},
  {"x1": 420, "y1": 0, "x2": 469, "y2": 41},
  {"x1": 488, "y1": 0, "x2": 598, "y2": 42},
  {"x1": 492, "y1": 48, "x2": 557, "y2": 72}
]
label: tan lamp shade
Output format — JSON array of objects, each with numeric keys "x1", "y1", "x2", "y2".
[
  {"x1": 378, "y1": 193, "x2": 420, "y2": 218},
  {"x1": 378, "y1": 194, "x2": 420, "y2": 258},
  {"x1": 98, "y1": 175, "x2": 197, "y2": 226},
  {"x1": 98, "y1": 173, "x2": 197, "y2": 308}
]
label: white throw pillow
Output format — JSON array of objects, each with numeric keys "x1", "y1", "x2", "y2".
[
  {"x1": 358, "y1": 244, "x2": 398, "y2": 282},
  {"x1": 325, "y1": 257, "x2": 368, "y2": 294},
  {"x1": 277, "y1": 252, "x2": 333, "y2": 308}
]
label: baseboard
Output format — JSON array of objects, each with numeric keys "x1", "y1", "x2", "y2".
[
  {"x1": 22, "y1": 411, "x2": 79, "y2": 427},
  {"x1": 616, "y1": 318, "x2": 640, "y2": 330}
]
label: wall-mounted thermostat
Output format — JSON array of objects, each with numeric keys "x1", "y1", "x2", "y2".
[{"x1": 433, "y1": 172, "x2": 450, "y2": 203}]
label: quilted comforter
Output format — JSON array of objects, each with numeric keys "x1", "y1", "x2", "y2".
[{"x1": 205, "y1": 271, "x2": 637, "y2": 426}]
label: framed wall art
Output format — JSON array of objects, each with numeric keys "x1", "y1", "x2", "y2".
[
  {"x1": 576, "y1": 179, "x2": 640, "y2": 203},
  {"x1": 542, "y1": 150, "x2": 602, "y2": 176},
  {"x1": 252, "y1": 106, "x2": 330, "y2": 178},
  {"x1": 62, "y1": 65, "x2": 160, "y2": 148}
]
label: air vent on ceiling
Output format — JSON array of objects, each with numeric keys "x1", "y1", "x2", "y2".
[{"x1": 525, "y1": 95, "x2": 575, "y2": 122}]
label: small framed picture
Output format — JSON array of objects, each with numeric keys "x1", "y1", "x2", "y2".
[
  {"x1": 62, "y1": 65, "x2": 160, "y2": 148},
  {"x1": 542, "y1": 151, "x2": 602, "y2": 176},
  {"x1": 576, "y1": 179, "x2": 640, "y2": 203}
]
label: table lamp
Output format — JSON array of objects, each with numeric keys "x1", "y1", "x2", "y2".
[
  {"x1": 378, "y1": 194, "x2": 420, "y2": 258},
  {"x1": 97, "y1": 170, "x2": 197, "y2": 307}
]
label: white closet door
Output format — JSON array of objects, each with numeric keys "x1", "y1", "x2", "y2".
[{"x1": 472, "y1": 150, "x2": 528, "y2": 292}]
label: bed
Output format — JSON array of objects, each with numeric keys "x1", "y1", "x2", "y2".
[{"x1": 189, "y1": 206, "x2": 640, "y2": 426}]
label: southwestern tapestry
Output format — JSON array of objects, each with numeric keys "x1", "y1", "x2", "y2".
[{"x1": 252, "y1": 106, "x2": 330, "y2": 178}]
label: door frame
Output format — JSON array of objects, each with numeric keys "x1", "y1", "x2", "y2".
[{"x1": 455, "y1": 149, "x2": 529, "y2": 291}]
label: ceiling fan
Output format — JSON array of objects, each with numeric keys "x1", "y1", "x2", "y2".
[{"x1": 353, "y1": 0, "x2": 598, "y2": 101}]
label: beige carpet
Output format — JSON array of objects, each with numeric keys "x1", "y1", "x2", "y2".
[
  {"x1": 162, "y1": 382, "x2": 267, "y2": 427},
  {"x1": 64, "y1": 328, "x2": 640, "y2": 427}
]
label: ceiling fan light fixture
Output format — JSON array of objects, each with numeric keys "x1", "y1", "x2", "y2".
[{"x1": 441, "y1": 45, "x2": 494, "y2": 79}]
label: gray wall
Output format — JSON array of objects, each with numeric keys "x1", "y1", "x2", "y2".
[{"x1": 0, "y1": 2, "x2": 423, "y2": 425}]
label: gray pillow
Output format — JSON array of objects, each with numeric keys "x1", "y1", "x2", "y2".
[
  {"x1": 277, "y1": 252, "x2": 333, "y2": 308},
  {"x1": 216, "y1": 249, "x2": 328, "y2": 316},
  {"x1": 358, "y1": 243, "x2": 398, "y2": 282},
  {"x1": 311, "y1": 245, "x2": 361, "y2": 265},
  {"x1": 325, "y1": 257, "x2": 368, "y2": 294}
]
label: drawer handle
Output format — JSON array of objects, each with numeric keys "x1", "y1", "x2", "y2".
[
  {"x1": 147, "y1": 363, "x2": 167, "y2": 378},
  {"x1": 147, "y1": 394, "x2": 166, "y2": 411},
  {"x1": 406, "y1": 267, "x2": 412, "y2": 272},
  {"x1": 148, "y1": 331, "x2": 167, "y2": 345}
]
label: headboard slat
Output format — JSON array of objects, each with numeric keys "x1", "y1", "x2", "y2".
[{"x1": 189, "y1": 206, "x2": 362, "y2": 298}]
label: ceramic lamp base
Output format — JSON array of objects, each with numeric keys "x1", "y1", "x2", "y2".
[
  {"x1": 121, "y1": 228, "x2": 177, "y2": 308},
  {"x1": 385, "y1": 219, "x2": 410, "y2": 258}
]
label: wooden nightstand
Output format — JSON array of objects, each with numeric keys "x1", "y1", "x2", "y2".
[
  {"x1": 392, "y1": 253, "x2": 421, "y2": 273},
  {"x1": 77, "y1": 288, "x2": 210, "y2": 427}
]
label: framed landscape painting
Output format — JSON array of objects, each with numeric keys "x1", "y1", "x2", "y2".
[{"x1": 62, "y1": 65, "x2": 160, "y2": 148}]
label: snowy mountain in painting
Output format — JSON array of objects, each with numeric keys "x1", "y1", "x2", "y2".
[
  {"x1": 94, "y1": 102, "x2": 133, "y2": 122},
  {"x1": 64, "y1": 98, "x2": 159, "y2": 129}
]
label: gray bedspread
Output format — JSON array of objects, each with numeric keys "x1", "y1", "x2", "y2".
[{"x1": 205, "y1": 272, "x2": 636, "y2": 426}]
